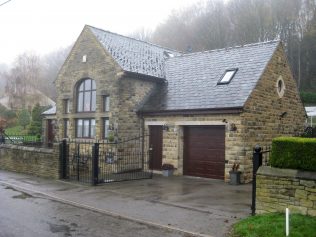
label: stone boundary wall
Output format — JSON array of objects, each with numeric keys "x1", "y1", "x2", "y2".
[
  {"x1": 256, "y1": 166, "x2": 316, "y2": 216},
  {"x1": 0, "y1": 144, "x2": 60, "y2": 179}
]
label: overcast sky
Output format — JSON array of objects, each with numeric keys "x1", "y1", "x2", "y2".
[{"x1": 0, "y1": 0, "x2": 203, "y2": 66}]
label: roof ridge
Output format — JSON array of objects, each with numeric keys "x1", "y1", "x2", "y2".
[
  {"x1": 86, "y1": 25, "x2": 181, "y2": 54},
  {"x1": 172, "y1": 40, "x2": 280, "y2": 59}
]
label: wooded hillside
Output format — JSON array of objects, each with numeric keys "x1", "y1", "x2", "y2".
[{"x1": 132, "y1": 0, "x2": 316, "y2": 92}]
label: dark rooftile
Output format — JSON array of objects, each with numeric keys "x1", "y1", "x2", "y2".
[
  {"x1": 89, "y1": 26, "x2": 181, "y2": 79},
  {"x1": 141, "y1": 40, "x2": 280, "y2": 112}
]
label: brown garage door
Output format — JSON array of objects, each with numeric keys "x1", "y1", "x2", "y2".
[{"x1": 183, "y1": 126, "x2": 225, "y2": 179}]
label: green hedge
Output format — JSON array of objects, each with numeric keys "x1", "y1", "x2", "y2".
[
  {"x1": 270, "y1": 137, "x2": 316, "y2": 171},
  {"x1": 300, "y1": 91, "x2": 316, "y2": 104}
]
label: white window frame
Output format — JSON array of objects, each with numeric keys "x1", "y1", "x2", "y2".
[{"x1": 217, "y1": 68, "x2": 238, "y2": 85}]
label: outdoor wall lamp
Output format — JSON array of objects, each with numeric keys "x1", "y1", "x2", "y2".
[
  {"x1": 162, "y1": 124, "x2": 169, "y2": 131},
  {"x1": 279, "y1": 111, "x2": 287, "y2": 119},
  {"x1": 230, "y1": 123, "x2": 237, "y2": 131}
]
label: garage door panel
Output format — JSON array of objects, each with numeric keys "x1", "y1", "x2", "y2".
[{"x1": 184, "y1": 126, "x2": 225, "y2": 180}]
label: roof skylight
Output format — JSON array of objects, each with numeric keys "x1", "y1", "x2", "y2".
[{"x1": 218, "y1": 68, "x2": 238, "y2": 85}]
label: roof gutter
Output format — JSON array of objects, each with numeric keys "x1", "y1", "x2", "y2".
[{"x1": 138, "y1": 106, "x2": 244, "y2": 116}]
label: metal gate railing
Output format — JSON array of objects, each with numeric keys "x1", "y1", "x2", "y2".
[{"x1": 59, "y1": 136, "x2": 153, "y2": 185}]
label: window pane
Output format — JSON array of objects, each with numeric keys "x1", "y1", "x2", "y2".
[
  {"x1": 64, "y1": 119, "x2": 69, "y2": 138},
  {"x1": 77, "y1": 119, "x2": 83, "y2": 138},
  {"x1": 91, "y1": 91, "x2": 96, "y2": 111},
  {"x1": 78, "y1": 92, "x2": 83, "y2": 112},
  {"x1": 104, "y1": 96, "x2": 110, "y2": 112},
  {"x1": 220, "y1": 70, "x2": 236, "y2": 84},
  {"x1": 77, "y1": 79, "x2": 96, "y2": 112},
  {"x1": 85, "y1": 79, "x2": 91, "y2": 90},
  {"x1": 90, "y1": 119, "x2": 96, "y2": 138},
  {"x1": 64, "y1": 100, "x2": 70, "y2": 114},
  {"x1": 66, "y1": 120, "x2": 69, "y2": 137},
  {"x1": 221, "y1": 71, "x2": 234, "y2": 83},
  {"x1": 84, "y1": 91, "x2": 91, "y2": 111},
  {"x1": 83, "y1": 120, "x2": 89, "y2": 137},
  {"x1": 104, "y1": 119, "x2": 109, "y2": 138},
  {"x1": 66, "y1": 100, "x2": 70, "y2": 113},
  {"x1": 79, "y1": 82, "x2": 84, "y2": 91}
]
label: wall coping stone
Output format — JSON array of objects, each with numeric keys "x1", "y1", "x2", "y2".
[
  {"x1": 0, "y1": 144, "x2": 54, "y2": 154},
  {"x1": 257, "y1": 166, "x2": 316, "y2": 181}
]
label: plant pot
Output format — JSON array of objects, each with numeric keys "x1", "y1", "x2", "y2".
[
  {"x1": 162, "y1": 169, "x2": 174, "y2": 177},
  {"x1": 229, "y1": 171, "x2": 241, "y2": 185}
]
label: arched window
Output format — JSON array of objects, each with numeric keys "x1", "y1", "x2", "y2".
[{"x1": 77, "y1": 79, "x2": 96, "y2": 112}]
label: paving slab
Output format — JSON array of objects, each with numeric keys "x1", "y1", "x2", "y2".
[{"x1": 0, "y1": 170, "x2": 252, "y2": 237}]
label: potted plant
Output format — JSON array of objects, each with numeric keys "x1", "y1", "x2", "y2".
[
  {"x1": 229, "y1": 163, "x2": 241, "y2": 185},
  {"x1": 161, "y1": 163, "x2": 175, "y2": 177},
  {"x1": 107, "y1": 132, "x2": 115, "y2": 143}
]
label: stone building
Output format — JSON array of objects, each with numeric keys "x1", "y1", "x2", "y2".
[{"x1": 46, "y1": 25, "x2": 305, "y2": 182}]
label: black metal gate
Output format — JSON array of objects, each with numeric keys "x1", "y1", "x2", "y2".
[{"x1": 59, "y1": 136, "x2": 153, "y2": 185}]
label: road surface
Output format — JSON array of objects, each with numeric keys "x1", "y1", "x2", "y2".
[{"x1": 0, "y1": 183, "x2": 192, "y2": 237}]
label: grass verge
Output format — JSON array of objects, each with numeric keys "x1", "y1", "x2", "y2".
[{"x1": 230, "y1": 213, "x2": 316, "y2": 237}]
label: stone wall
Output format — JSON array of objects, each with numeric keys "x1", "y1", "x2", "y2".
[
  {"x1": 144, "y1": 114, "x2": 242, "y2": 181},
  {"x1": 117, "y1": 76, "x2": 156, "y2": 139},
  {"x1": 55, "y1": 26, "x2": 122, "y2": 140},
  {"x1": 256, "y1": 166, "x2": 316, "y2": 217},
  {"x1": 55, "y1": 26, "x2": 156, "y2": 141},
  {"x1": 0, "y1": 144, "x2": 60, "y2": 179},
  {"x1": 241, "y1": 44, "x2": 306, "y2": 181}
]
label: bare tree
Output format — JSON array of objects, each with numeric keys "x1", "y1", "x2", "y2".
[
  {"x1": 4, "y1": 52, "x2": 44, "y2": 109},
  {"x1": 150, "y1": 0, "x2": 316, "y2": 90},
  {"x1": 41, "y1": 45, "x2": 71, "y2": 100},
  {"x1": 0, "y1": 64, "x2": 9, "y2": 96},
  {"x1": 129, "y1": 27, "x2": 153, "y2": 42}
]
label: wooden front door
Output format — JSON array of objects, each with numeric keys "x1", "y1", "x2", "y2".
[
  {"x1": 47, "y1": 120, "x2": 54, "y2": 144},
  {"x1": 183, "y1": 126, "x2": 225, "y2": 179},
  {"x1": 149, "y1": 126, "x2": 163, "y2": 170}
]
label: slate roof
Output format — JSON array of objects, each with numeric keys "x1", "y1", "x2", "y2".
[
  {"x1": 88, "y1": 26, "x2": 181, "y2": 79},
  {"x1": 141, "y1": 40, "x2": 280, "y2": 112}
]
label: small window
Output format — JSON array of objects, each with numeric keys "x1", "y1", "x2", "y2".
[
  {"x1": 63, "y1": 99, "x2": 70, "y2": 114},
  {"x1": 82, "y1": 55, "x2": 87, "y2": 63},
  {"x1": 63, "y1": 119, "x2": 69, "y2": 138},
  {"x1": 103, "y1": 118, "x2": 110, "y2": 139},
  {"x1": 276, "y1": 76, "x2": 285, "y2": 98},
  {"x1": 76, "y1": 118, "x2": 95, "y2": 138},
  {"x1": 103, "y1": 96, "x2": 110, "y2": 112},
  {"x1": 218, "y1": 68, "x2": 238, "y2": 85}
]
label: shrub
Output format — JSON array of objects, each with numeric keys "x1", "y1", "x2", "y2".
[
  {"x1": 18, "y1": 109, "x2": 31, "y2": 129},
  {"x1": 300, "y1": 91, "x2": 316, "y2": 104},
  {"x1": 27, "y1": 104, "x2": 48, "y2": 136},
  {"x1": 28, "y1": 121, "x2": 42, "y2": 136},
  {"x1": 270, "y1": 137, "x2": 316, "y2": 171}
]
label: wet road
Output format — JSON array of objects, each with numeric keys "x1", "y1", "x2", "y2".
[{"x1": 0, "y1": 184, "x2": 190, "y2": 237}]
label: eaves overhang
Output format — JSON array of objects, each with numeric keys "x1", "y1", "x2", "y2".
[
  {"x1": 138, "y1": 106, "x2": 244, "y2": 116},
  {"x1": 120, "y1": 71, "x2": 166, "y2": 83}
]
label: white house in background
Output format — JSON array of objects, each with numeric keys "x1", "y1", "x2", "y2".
[
  {"x1": 305, "y1": 106, "x2": 316, "y2": 126},
  {"x1": 0, "y1": 87, "x2": 55, "y2": 110}
]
